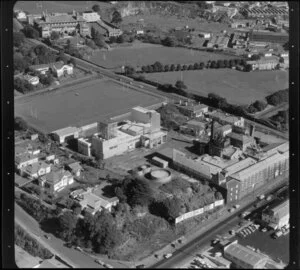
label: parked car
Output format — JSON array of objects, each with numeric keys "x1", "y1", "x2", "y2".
[
  {"x1": 240, "y1": 211, "x2": 250, "y2": 218},
  {"x1": 44, "y1": 235, "x2": 51, "y2": 240},
  {"x1": 234, "y1": 204, "x2": 240, "y2": 209}
]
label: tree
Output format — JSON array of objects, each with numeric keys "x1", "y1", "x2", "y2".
[
  {"x1": 182, "y1": 64, "x2": 187, "y2": 71},
  {"x1": 124, "y1": 65, "x2": 135, "y2": 75},
  {"x1": 252, "y1": 100, "x2": 267, "y2": 111},
  {"x1": 176, "y1": 64, "x2": 181, "y2": 71},
  {"x1": 162, "y1": 36, "x2": 177, "y2": 47},
  {"x1": 215, "y1": 191, "x2": 223, "y2": 200},
  {"x1": 58, "y1": 211, "x2": 77, "y2": 240},
  {"x1": 68, "y1": 58, "x2": 77, "y2": 67},
  {"x1": 188, "y1": 64, "x2": 194, "y2": 70},
  {"x1": 161, "y1": 197, "x2": 182, "y2": 221},
  {"x1": 193, "y1": 63, "x2": 199, "y2": 70},
  {"x1": 116, "y1": 35, "x2": 124, "y2": 43},
  {"x1": 14, "y1": 54, "x2": 30, "y2": 72},
  {"x1": 111, "y1": 10, "x2": 122, "y2": 25},
  {"x1": 250, "y1": 54, "x2": 260, "y2": 61},
  {"x1": 57, "y1": 51, "x2": 69, "y2": 64},
  {"x1": 199, "y1": 62, "x2": 205, "y2": 69},
  {"x1": 92, "y1": 4, "x2": 100, "y2": 13},
  {"x1": 86, "y1": 39, "x2": 97, "y2": 50},
  {"x1": 175, "y1": 80, "x2": 187, "y2": 90},
  {"x1": 164, "y1": 65, "x2": 170, "y2": 72},
  {"x1": 170, "y1": 64, "x2": 175, "y2": 71},
  {"x1": 14, "y1": 32, "x2": 25, "y2": 47},
  {"x1": 23, "y1": 25, "x2": 39, "y2": 39},
  {"x1": 210, "y1": 60, "x2": 217, "y2": 68},
  {"x1": 153, "y1": 61, "x2": 163, "y2": 72},
  {"x1": 50, "y1": 31, "x2": 60, "y2": 40}
]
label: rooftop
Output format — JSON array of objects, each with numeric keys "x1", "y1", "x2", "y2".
[
  {"x1": 227, "y1": 132, "x2": 255, "y2": 144},
  {"x1": 67, "y1": 162, "x2": 82, "y2": 172},
  {"x1": 266, "y1": 199, "x2": 289, "y2": 219},
  {"x1": 24, "y1": 161, "x2": 51, "y2": 174},
  {"x1": 208, "y1": 111, "x2": 241, "y2": 124},
  {"x1": 15, "y1": 152, "x2": 38, "y2": 164},
  {"x1": 230, "y1": 151, "x2": 289, "y2": 181},
  {"x1": 216, "y1": 124, "x2": 232, "y2": 133},
  {"x1": 41, "y1": 168, "x2": 72, "y2": 184},
  {"x1": 37, "y1": 14, "x2": 85, "y2": 24},
  {"x1": 201, "y1": 154, "x2": 238, "y2": 169},
  {"x1": 52, "y1": 126, "x2": 79, "y2": 137},
  {"x1": 224, "y1": 241, "x2": 268, "y2": 267},
  {"x1": 186, "y1": 119, "x2": 208, "y2": 128},
  {"x1": 223, "y1": 157, "x2": 257, "y2": 175}
]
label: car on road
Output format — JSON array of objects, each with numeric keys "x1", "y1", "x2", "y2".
[
  {"x1": 75, "y1": 246, "x2": 83, "y2": 252},
  {"x1": 139, "y1": 85, "x2": 144, "y2": 88},
  {"x1": 164, "y1": 253, "x2": 173, "y2": 259},
  {"x1": 44, "y1": 234, "x2": 51, "y2": 240},
  {"x1": 95, "y1": 259, "x2": 104, "y2": 265},
  {"x1": 240, "y1": 211, "x2": 250, "y2": 218},
  {"x1": 266, "y1": 195, "x2": 273, "y2": 201},
  {"x1": 136, "y1": 264, "x2": 145, "y2": 268},
  {"x1": 234, "y1": 204, "x2": 240, "y2": 209},
  {"x1": 258, "y1": 194, "x2": 265, "y2": 200},
  {"x1": 229, "y1": 208, "x2": 235, "y2": 213},
  {"x1": 212, "y1": 239, "x2": 220, "y2": 246},
  {"x1": 104, "y1": 264, "x2": 113, "y2": 268}
]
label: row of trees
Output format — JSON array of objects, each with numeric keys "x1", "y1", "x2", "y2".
[
  {"x1": 15, "y1": 224, "x2": 53, "y2": 259},
  {"x1": 139, "y1": 58, "x2": 246, "y2": 74},
  {"x1": 247, "y1": 100, "x2": 268, "y2": 114}
]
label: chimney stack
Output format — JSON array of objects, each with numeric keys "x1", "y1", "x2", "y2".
[
  {"x1": 250, "y1": 124, "x2": 255, "y2": 137},
  {"x1": 210, "y1": 120, "x2": 214, "y2": 141}
]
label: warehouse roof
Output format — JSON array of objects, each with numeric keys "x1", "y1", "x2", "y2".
[{"x1": 224, "y1": 241, "x2": 268, "y2": 268}]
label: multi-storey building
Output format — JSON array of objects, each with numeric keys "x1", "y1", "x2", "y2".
[
  {"x1": 262, "y1": 199, "x2": 289, "y2": 230},
  {"x1": 91, "y1": 107, "x2": 167, "y2": 160},
  {"x1": 35, "y1": 11, "x2": 90, "y2": 38},
  {"x1": 175, "y1": 100, "x2": 209, "y2": 118}
]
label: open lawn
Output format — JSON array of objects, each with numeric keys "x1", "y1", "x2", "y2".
[
  {"x1": 122, "y1": 14, "x2": 232, "y2": 34},
  {"x1": 145, "y1": 69, "x2": 289, "y2": 105},
  {"x1": 14, "y1": 1, "x2": 111, "y2": 14},
  {"x1": 88, "y1": 46, "x2": 235, "y2": 69},
  {"x1": 15, "y1": 78, "x2": 163, "y2": 133}
]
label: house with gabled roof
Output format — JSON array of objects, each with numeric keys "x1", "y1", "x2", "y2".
[
  {"x1": 39, "y1": 166, "x2": 74, "y2": 193},
  {"x1": 23, "y1": 161, "x2": 51, "y2": 180},
  {"x1": 66, "y1": 161, "x2": 83, "y2": 177}
]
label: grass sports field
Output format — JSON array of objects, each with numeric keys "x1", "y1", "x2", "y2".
[
  {"x1": 88, "y1": 46, "x2": 235, "y2": 69},
  {"x1": 15, "y1": 79, "x2": 163, "y2": 133},
  {"x1": 145, "y1": 69, "x2": 289, "y2": 105},
  {"x1": 14, "y1": 1, "x2": 111, "y2": 14}
]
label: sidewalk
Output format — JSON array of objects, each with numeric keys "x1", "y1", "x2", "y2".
[{"x1": 136, "y1": 176, "x2": 288, "y2": 268}]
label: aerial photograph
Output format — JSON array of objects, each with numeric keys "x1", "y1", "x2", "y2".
[{"x1": 13, "y1": 1, "x2": 290, "y2": 268}]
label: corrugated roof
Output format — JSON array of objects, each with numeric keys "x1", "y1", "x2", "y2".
[{"x1": 224, "y1": 157, "x2": 257, "y2": 175}]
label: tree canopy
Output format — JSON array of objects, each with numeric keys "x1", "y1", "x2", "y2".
[{"x1": 111, "y1": 10, "x2": 122, "y2": 24}]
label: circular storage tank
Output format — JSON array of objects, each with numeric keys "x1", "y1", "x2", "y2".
[{"x1": 150, "y1": 169, "x2": 172, "y2": 184}]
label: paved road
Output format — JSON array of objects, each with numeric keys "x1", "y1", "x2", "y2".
[{"x1": 149, "y1": 178, "x2": 288, "y2": 269}]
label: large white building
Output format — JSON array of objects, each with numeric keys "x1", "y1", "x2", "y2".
[{"x1": 91, "y1": 106, "x2": 167, "y2": 160}]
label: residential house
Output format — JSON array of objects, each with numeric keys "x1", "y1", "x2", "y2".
[
  {"x1": 198, "y1": 32, "x2": 211, "y2": 39},
  {"x1": 74, "y1": 187, "x2": 119, "y2": 215},
  {"x1": 176, "y1": 100, "x2": 209, "y2": 118},
  {"x1": 223, "y1": 240, "x2": 268, "y2": 268},
  {"x1": 82, "y1": 11, "x2": 101, "y2": 22},
  {"x1": 50, "y1": 61, "x2": 74, "y2": 77},
  {"x1": 23, "y1": 161, "x2": 51, "y2": 180},
  {"x1": 39, "y1": 167, "x2": 74, "y2": 193},
  {"x1": 23, "y1": 74, "x2": 40, "y2": 85},
  {"x1": 66, "y1": 161, "x2": 83, "y2": 177},
  {"x1": 207, "y1": 35, "x2": 230, "y2": 49},
  {"x1": 246, "y1": 57, "x2": 279, "y2": 70},
  {"x1": 262, "y1": 199, "x2": 289, "y2": 230},
  {"x1": 15, "y1": 153, "x2": 39, "y2": 170},
  {"x1": 96, "y1": 19, "x2": 123, "y2": 37},
  {"x1": 180, "y1": 119, "x2": 208, "y2": 136},
  {"x1": 15, "y1": 10, "x2": 27, "y2": 21},
  {"x1": 206, "y1": 111, "x2": 244, "y2": 127}
]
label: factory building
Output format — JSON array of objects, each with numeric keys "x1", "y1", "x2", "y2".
[{"x1": 91, "y1": 106, "x2": 167, "y2": 160}]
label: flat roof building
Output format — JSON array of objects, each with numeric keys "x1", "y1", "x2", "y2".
[{"x1": 224, "y1": 240, "x2": 268, "y2": 268}]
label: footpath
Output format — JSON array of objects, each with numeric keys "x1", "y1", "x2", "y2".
[{"x1": 135, "y1": 175, "x2": 288, "y2": 268}]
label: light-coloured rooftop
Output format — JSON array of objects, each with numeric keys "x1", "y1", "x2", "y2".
[
  {"x1": 52, "y1": 126, "x2": 79, "y2": 137},
  {"x1": 224, "y1": 241, "x2": 268, "y2": 267}
]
